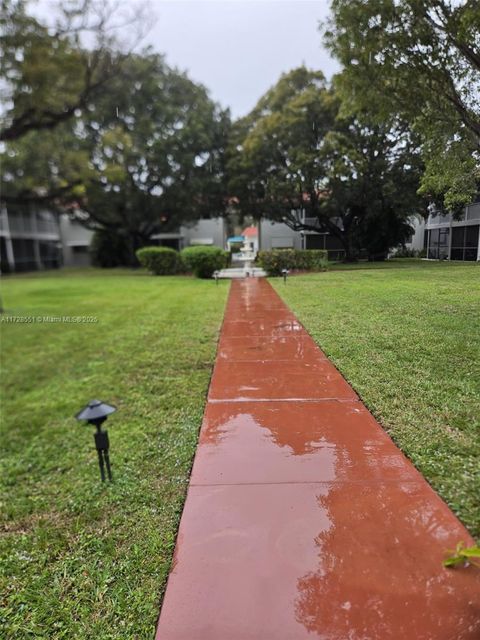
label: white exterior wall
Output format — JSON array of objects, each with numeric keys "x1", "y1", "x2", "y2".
[
  {"x1": 405, "y1": 216, "x2": 425, "y2": 251},
  {"x1": 259, "y1": 219, "x2": 302, "y2": 250},
  {"x1": 60, "y1": 216, "x2": 93, "y2": 267},
  {"x1": 181, "y1": 218, "x2": 225, "y2": 248}
]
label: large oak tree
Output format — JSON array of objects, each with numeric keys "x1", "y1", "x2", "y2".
[
  {"x1": 77, "y1": 53, "x2": 230, "y2": 263},
  {"x1": 1, "y1": 4, "x2": 230, "y2": 266},
  {"x1": 0, "y1": 0, "x2": 147, "y2": 142},
  {"x1": 228, "y1": 67, "x2": 423, "y2": 260},
  {"x1": 0, "y1": 0, "x2": 150, "y2": 208},
  {"x1": 323, "y1": 0, "x2": 480, "y2": 211}
]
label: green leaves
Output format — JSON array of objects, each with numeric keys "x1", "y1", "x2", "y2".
[
  {"x1": 229, "y1": 65, "x2": 422, "y2": 260},
  {"x1": 444, "y1": 542, "x2": 480, "y2": 568},
  {"x1": 228, "y1": 67, "x2": 337, "y2": 222},
  {"x1": 1, "y1": 4, "x2": 231, "y2": 263},
  {"x1": 180, "y1": 246, "x2": 229, "y2": 278},
  {"x1": 0, "y1": 124, "x2": 94, "y2": 206},
  {"x1": 80, "y1": 53, "x2": 230, "y2": 256},
  {"x1": 136, "y1": 247, "x2": 181, "y2": 275},
  {"x1": 258, "y1": 249, "x2": 328, "y2": 276},
  {"x1": 323, "y1": 0, "x2": 480, "y2": 211},
  {"x1": 0, "y1": 0, "x2": 117, "y2": 142}
]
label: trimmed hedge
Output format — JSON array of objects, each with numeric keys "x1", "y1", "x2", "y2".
[
  {"x1": 258, "y1": 249, "x2": 296, "y2": 275},
  {"x1": 181, "y1": 245, "x2": 229, "y2": 278},
  {"x1": 136, "y1": 246, "x2": 180, "y2": 275},
  {"x1": 294, "y1": 249, "x2": 329, "y2": 271},
  {"x1": 257, "y1": 249, "x2": 328, "y2": 276}
]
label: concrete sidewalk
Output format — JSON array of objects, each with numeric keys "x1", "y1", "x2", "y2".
[{"x1": 156, "y1": 278, "x2": 480, "y2": 639}]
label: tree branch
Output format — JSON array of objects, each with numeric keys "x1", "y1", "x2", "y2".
[{"x1": 0, "y1": 181, "x2": 84, "y2": 205}]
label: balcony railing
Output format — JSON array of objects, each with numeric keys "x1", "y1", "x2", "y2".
[
  {"x1": 427, "y1": 202, "x2": 480, "y2": 226},
  {"x1": 302, "y1": 217, "x2": 323, "y2": 230},
  {"x1": 466, "y1": 203, "x2": 480, "y2": 221},
  {"x1": 1, "y1": 210, "x2": 60, "y2": 237}
]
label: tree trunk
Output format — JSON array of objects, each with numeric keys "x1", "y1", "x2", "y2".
[
  {"x1": 127, "y1": 232, "x2": 149, "y2": 267},
  {"x1": 337, "y1": 229, "x2": 358, "y2": 262}
]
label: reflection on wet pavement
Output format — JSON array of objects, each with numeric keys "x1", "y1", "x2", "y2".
[
  {"x1": 220, "y1": 319, "x2": 305, "y2": 338},
  {"x1": 209, "y1": 360, "x2": 357, "y2": 400},
  {"x1": 191, "y1": 401, "x2": 418, "y2": 485},
  {"x1": 217, "y1": 335, "x2": 328, "y2": 362},
  {"x1": 156, "y1": 278, "x2": 480, "y2": 640},
  {"x1": 158, "y1": 483, "x2": 480, "y2": 639}
]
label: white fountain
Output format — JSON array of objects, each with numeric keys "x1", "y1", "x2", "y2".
[
  {"x1": 236, "y1": 240, "x2": 256, "y2": 275},
  {"x1": 216, "y1": 239, "x2": 266, "y2": 279}
]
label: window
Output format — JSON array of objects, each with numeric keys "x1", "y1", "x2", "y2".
[
  {"x1": 0, "y1": 238, "x2": 11, "y2": 273},
  {"x1": 427, "y1": 227, "x2": 449, "y2": 260},
  {"x1": 438, "y1": 228, "x2": 449, "y2": 259},
  {"x1": 39, "y1": 241, "x2": 61, "y2": 268},
  {"x1": 12, "y1": 238, "x2": 36, "y2": 271},
  {"x1": 451, "y1": 225, "x2": 479, "y2": 261},
  {"x1": 428, "y1": 228, "x2": 439, "y2": 259},
  {"x1": 305, "y1": 233, "x2": 345, "y2": 260},
  {"x1": 305, "y1": 234, "x2": 326, "y2": 250}
]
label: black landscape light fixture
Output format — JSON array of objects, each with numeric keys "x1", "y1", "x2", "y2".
[
  {"x1": 281, "y1": 268, "x2": 289, "y2": 284},
  {"x1": 75, "y1": 400, "x2": 116, "y2": 482}
]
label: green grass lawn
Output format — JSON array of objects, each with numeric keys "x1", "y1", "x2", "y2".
[
  {"x1": 0, "y1": 269, "x2": 229, "y2": 639},
  {"x1": 273, "y1": 261, "x2": 480, "y2": 539},
  {"x1": 1, "y1": 261, "x2": 479, "y2": 638}
]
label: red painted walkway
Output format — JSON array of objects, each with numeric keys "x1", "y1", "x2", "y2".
[{"x1": 156, "y1": 278, "x2": 480, "y2": 639}]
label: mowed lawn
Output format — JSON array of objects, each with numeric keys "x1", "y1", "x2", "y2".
[
  {"x1": 273, "y1": 261, "x2": 480, "y2": 539},
  {"x1": 0, "y1": 270, "x2": 228, "y2": 639}
]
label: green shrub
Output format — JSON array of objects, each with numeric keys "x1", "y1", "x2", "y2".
[
  {"x1": 257, "y1": 249, "x2": 296, "y2": 276},
  {"x1": 181, "y1": 245, "x2": 228, "y2": 278},
  {"x1": 136, "y1": 246, "x2": 180, "y2": 275},
  {"x1": 393, "y1": 247, "x2": 419, "y2": 258},
  {"x1": 294, "y1": 249, "x2": 328, "y2": 271},
  {"x1": 175, "y1": 254, "x2": 188, "y2": 273},
  {"x1": 257, "y1": 249, "x2": 328, "y2": 276}
]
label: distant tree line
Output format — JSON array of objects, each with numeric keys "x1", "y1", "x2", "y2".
[
  {"x1": 228, "y1": 67, "x2": 423, "y2": 261},
  {"x1": 1, "y1": 0, "x2": 478, "y2": 264}
]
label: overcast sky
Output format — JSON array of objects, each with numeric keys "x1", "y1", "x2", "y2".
[
  {"x1": 34, "y1": 0, "x2": 337, "y2": 118},
  {"x1": 144, "y1": 0, "x2": 338, "y2": 118}
]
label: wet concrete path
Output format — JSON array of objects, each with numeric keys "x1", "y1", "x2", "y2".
[{"x1": 156, "y1": 278, "x2": 480, "y2": 639}]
